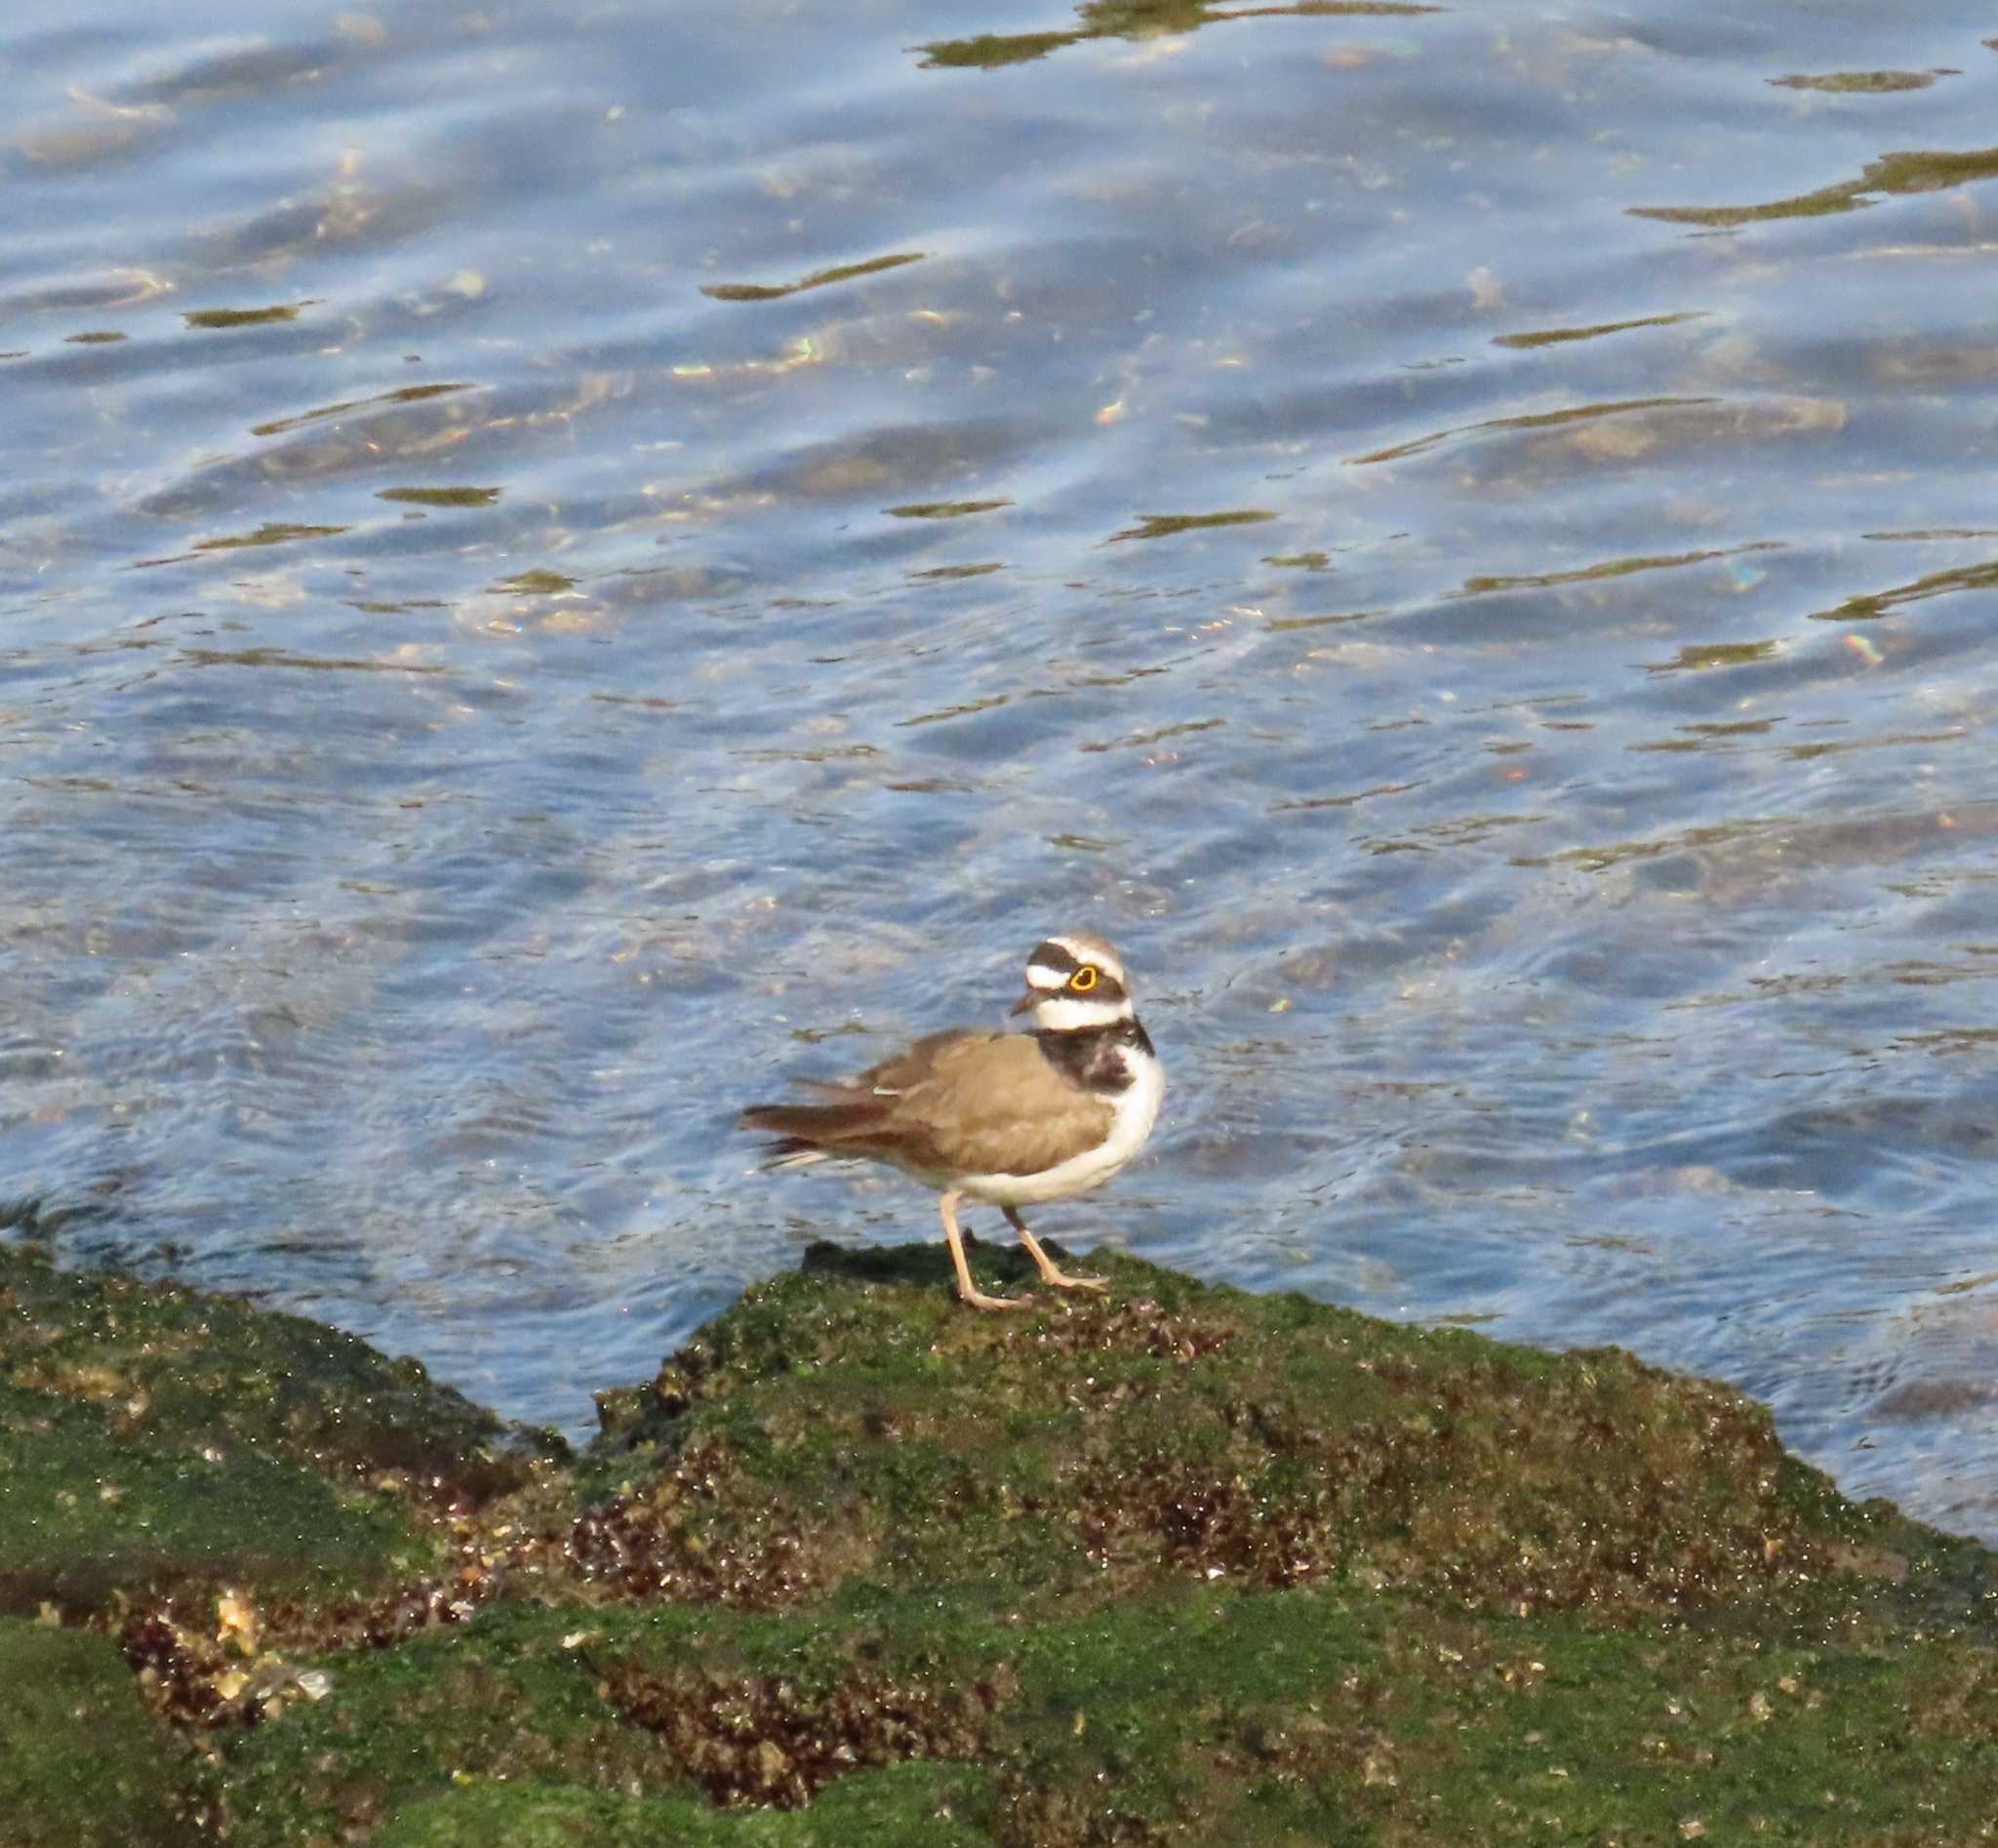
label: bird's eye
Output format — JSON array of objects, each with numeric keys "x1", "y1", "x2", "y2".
[{"x1": 1070, "y1": 966, "x2": 1099, "y2": 992}]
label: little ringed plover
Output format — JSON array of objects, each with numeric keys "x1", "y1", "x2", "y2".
[{"x1": 740, "y1": 932, "x2": 1164, "y2": 1310}]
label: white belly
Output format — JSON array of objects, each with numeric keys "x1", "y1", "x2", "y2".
[{"x1": 957, "y1": 1050, "x2": 1164, "y2": 1208}]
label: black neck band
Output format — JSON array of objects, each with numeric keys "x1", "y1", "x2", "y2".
[{"x1": 1034, "y1": 1017, "x2": 1152, "y2": 1094}]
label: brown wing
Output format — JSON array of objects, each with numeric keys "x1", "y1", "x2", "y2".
[
  {"x1": 743, "y1": 1029, "x2": 1112, "y2": 1177},
  {"x1": 850, "y1": 1028, "x2": 987, "y2": 1097},
  {"x1": 739, "y1": 1029, "x2": 992, "y2": 1157},
  {"x1": 881, "y1": 1032, "x2": 1113, "y2": 1176}
]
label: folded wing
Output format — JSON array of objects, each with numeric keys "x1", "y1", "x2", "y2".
[{"x1": 741, "y1": 1030, "x2": 1111, "y2": 1177}]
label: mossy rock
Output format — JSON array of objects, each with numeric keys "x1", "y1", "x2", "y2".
[
  {"x1": 218, "y1": 1597, "x2": 1004, "y2": 1844},
  {"x1": 580, "y1": 1242, "x2": 1966, "y2": 1624},
  {"x1": 0, "y1": 1618, "x2": 209, "y2": 1845},
  {"x1": 370, "y1": 1763, "x2": 995, "y2": 1846},
  {"x1": 0, "y1": 1239, "x2": 563, "y2": 1506},
  {"x1": 11, "y1": 1233, "x2": 1998, "y2": 1844},
  {"x1": 211, "y1": 1575, "x2": 1998, "y2": 1845},
  {"x1": 0, "y1": 1378, "x2": 428, "y2": 1614},
  {"x1": 215, "y1": 1606, "x2": 670, "y2": 1846},
  {"x1": 0, "y1": 1239, "x2": 567, "y2": 1617}
]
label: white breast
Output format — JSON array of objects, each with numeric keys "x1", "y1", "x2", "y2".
[{"x1": 959, "y1": 1043, "x2": 1164, "y2": 1208}]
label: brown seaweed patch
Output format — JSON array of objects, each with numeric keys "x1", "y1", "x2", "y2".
[
  {"x1": 1108, "y1": 509, "x2": 1276, "y2": 542},
  {"x1": 1633, "y1": 145, "x2": 1998, "y2": 226},
  {"x1": 183, "y1": 302, "x2": 312, "y2": 329},
  {"x1": 377, "y1": 486, "x2": 500, "y2": 508},
  {"x1": 1493, "y1": 310, "x2": 1706, "y2": 349},
  {"x1": 917, "y1": 1, "x2": 1437, "y2": 70},
  {"x1": 1809, "y1": 556, "x2": 1998, "y2": 622},
  {"x1": 602, "y1": 1656, "x2": 1009, "y2": 1808},
  {"x1": 1080, "y1": 717, "x2": 1226, "y2": 753},
  {"x1": 915, "y1": 29, "x2": 1085, "y2": 69},
  {"x1": 701, "y1": 252, "x2": 926, "y2": 302},
  {"x1": 193, "y1": 520, "x2": 345, "y2": 549},
  {"x1": 119, "y1": 1577, "x2": 474, "y2": 1730},
  {"x1": 493, "y1": 569, "x2": 579, "y2": 594},
  {"x1": 131, "y1": 521, "x2": 349, "y2": 568},
  {"x1": 176, "y1": 648, "x2": 445, "y2": 674},
  {"x1": 886, "y1": 500, "x2": 1012, "y2": 518},
  {"x1": 1346, "y1": 397, "x2": 1714, "y2": 466},
  {"x1": 1459, "y1": 539, "x2": 1780, "y2": 596},
  {"x1": 1646, "y1": 639, "x2": 1781, "y2": 673},
  {"x1": 991, "y1": 1776, "x2": 1169, "y2": 1847},
  {"x1": 1770, "y1": 70, "x2": 1937, "y2": 93},
  {"x1": 567, "y1": 1437, "x2": 875, "y2": 1609},
  {"x1": 251, "y1": 382, "x2": 471, "y2": 438}
]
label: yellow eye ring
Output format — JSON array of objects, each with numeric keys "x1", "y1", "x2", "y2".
[{"x1": 1070, "y1": 965, "x2": 1099, "y2": 992}]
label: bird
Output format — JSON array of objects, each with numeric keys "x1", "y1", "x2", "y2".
[{"x1": 739, "y1": 932, "x2": 1164, "y2": 1310}]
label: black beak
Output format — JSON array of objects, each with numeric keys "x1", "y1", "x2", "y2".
[{"x1": 1009, "y1": 989, "x2": 1039, "y2": 1017}]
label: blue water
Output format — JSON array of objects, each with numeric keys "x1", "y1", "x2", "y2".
[{"x1": 6, "y1": 0, "x2": 1998, "y2": 1537}]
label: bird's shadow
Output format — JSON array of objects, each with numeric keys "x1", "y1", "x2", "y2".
[{"x1": 800, "y1": 1234, "x2": 1064, "y2": 1293}]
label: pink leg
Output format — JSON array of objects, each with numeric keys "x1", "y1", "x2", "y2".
[
  {"x1": 940, "y1": 1191, "x2": 1026, "y2": 1310},
  {"x1": 1004, "y1": 1206, "x2": 1107, "y2": 1293}
]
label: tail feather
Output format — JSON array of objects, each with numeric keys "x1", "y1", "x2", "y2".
[
  {"x1": 740, "y1": 1099, "x2": 884, "y2": 1139},
  {"x1": 755, "y1": 1141, "x2": 832, "y2": 1171},
  {"x1": 739, "y1": 1097, "x2": 893, "y2": 1169}
]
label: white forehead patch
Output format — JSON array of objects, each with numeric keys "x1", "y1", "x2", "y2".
[
  {"x1": 1026, "y1": 961, "x2": 1071, "y2": 991},
  {"x1": 1048, "y1": 934, "x2": 1124, "y2": 984}
]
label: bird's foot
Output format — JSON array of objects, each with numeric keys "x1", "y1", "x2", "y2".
[
  {"x1": 958, "y1": 1283, "x2": 1030, "y2": 1312},
  {"x1": 1003, "y1": 1210, "x2": 1109, "y2": 1294},
  {"x1": 1035, "y1": 1265, "x2": 1108, "y2": 1293}
]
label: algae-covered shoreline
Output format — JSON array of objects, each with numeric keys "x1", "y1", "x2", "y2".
[{"x1": 3, "y1": 1230, "x2": 1995, "y2": 1845}]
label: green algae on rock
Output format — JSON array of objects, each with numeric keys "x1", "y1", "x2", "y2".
[
  {"x1": 589, "y1": 1241, "x2": 1913, "y2": 1618},
  {"x1": 0, "y1": 1238, "x2": 565, "y2": 1515},
  {"x1": 0, "y1": 1376, "x2": 421, "y2": 1616},
  {"x1": 0, "y1": 1618, "x2": 210, "y2": 1846},
  {"x1": 0, "y1": 1235, "x2": 536, "y2": 1624},
  {"x1": 8, "y1": 1232, "x2": 1998, "y2": 1845}
]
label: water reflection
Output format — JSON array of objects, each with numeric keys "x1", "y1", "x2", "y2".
[{"x1": 3, "y1": 0, "x2": 1998, "y2": 1543}]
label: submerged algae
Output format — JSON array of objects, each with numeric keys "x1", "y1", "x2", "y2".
[{"x1": 5, "y1": 1233, "x2": 1998, "y2": 1844}]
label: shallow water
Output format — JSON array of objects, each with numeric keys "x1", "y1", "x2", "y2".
[{"x1": 6, "y1": 0, "x2": 1998, "y2": 1534}]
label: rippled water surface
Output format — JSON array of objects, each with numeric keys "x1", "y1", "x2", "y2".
[{"x1": 6, "y1": 0, "x2": 1998, "y2": 1531}]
